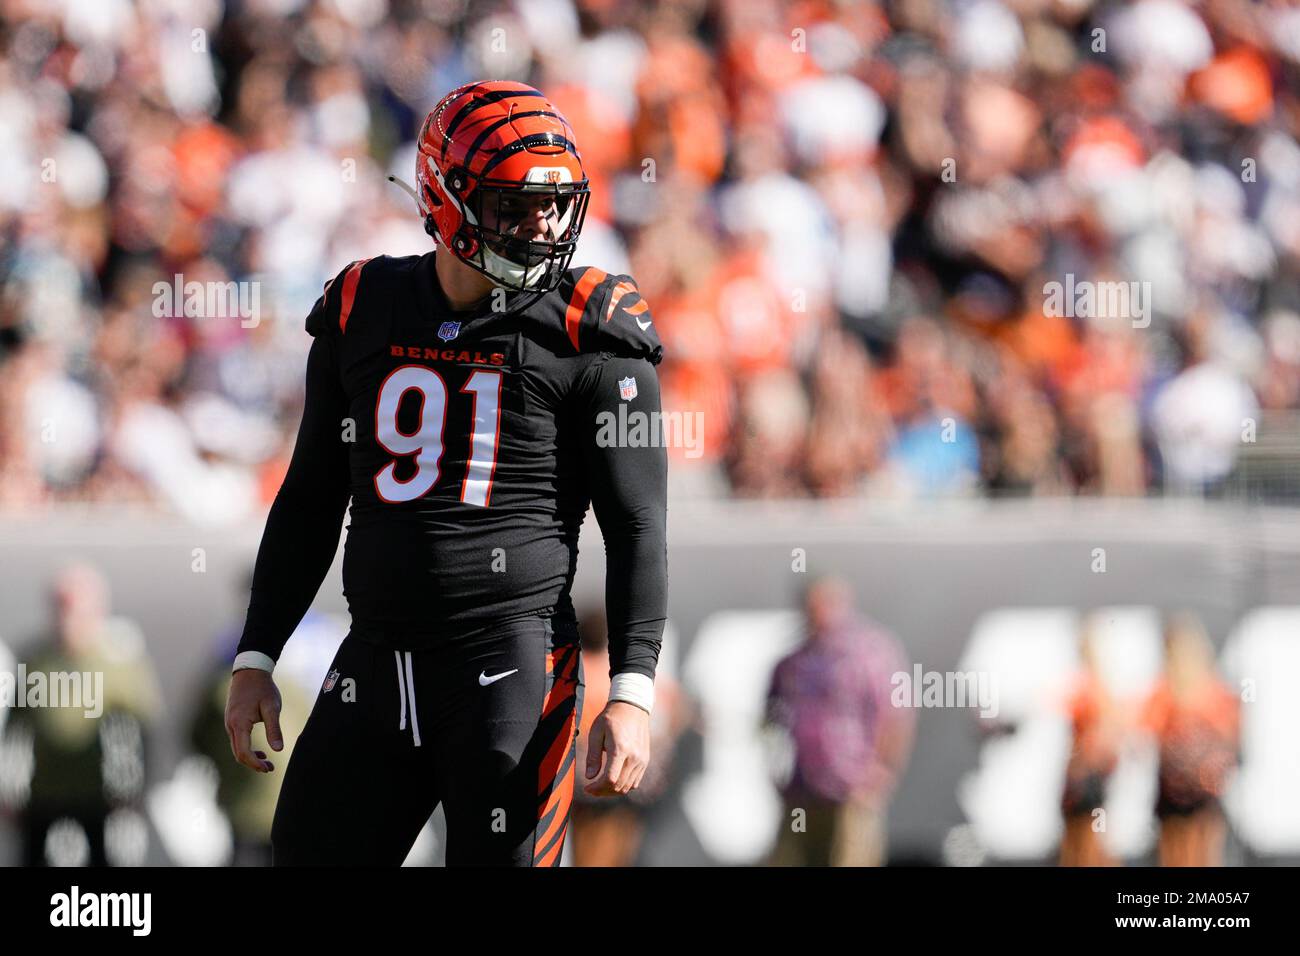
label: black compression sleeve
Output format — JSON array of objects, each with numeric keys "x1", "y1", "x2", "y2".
[
  {"x1": 237, "y1": 333, "x2": 351, "y2": 662},
  {"x1": 577, "y1": 354, "x2": 668, "y2": 680}
]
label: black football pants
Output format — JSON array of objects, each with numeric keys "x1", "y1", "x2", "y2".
[{"x1": 271, "y1": 614, "x2": 583, "y2": 866}]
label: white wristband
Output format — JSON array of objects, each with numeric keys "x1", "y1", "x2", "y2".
[
  {"x1": 608, "y1": 672, "x2": 654, "y2": 714},
  {"x1": 232, "y1": 651, "x2": 276, "y2": 674}
]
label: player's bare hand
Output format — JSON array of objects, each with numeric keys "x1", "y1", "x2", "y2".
[
  {"x1": 583, "y1": 700, "x2": 650, "y2": 797},
  {"x1": 225, "y1": 669, "x2": 284, "y2": 773}
]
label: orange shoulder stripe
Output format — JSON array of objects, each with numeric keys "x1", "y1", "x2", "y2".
[
  {"x1": 564, "y1": 267, "x2": 608, "y2": 351},
  {"x1": 338, "y1": 258, "x2": 372, "y2": 334}
]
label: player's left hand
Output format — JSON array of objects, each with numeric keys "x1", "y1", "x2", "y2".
[{"x1": 583, "y1": 700, "x2": 650, "y2": 797}]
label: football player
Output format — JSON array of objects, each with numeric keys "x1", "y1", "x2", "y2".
[{"x1": 223, "y1": 80, "x2": 667, "y2": 866}]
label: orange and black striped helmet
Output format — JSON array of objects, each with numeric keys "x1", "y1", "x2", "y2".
[{"x1": 416, "y1": 80, "x2": 590, "y2": 293}]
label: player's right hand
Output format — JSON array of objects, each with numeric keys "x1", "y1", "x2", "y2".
[{"x1": 225, "y1": 669, "x2": 284, "y2": 773}]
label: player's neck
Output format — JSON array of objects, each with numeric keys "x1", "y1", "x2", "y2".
[{"x1": 433, "y1": 248, "x2": 496, "y2": 313}]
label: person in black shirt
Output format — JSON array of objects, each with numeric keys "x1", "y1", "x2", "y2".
[{"x1": 223, "y1": 80, "x2": 667, "y2": 866}]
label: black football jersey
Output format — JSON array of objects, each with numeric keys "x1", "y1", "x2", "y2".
[{"x1": 239, "y1": 253, "x2": 667, "y2": 678}]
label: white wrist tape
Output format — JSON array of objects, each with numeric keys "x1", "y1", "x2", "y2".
[
  {"x1": 608, "y1": 672, "x2": 654, "y2": 714},
  {"x1": 232, "y1": 651, "x2": 276, "y2": 674}
]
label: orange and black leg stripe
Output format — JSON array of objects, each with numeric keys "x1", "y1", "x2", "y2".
[{"x1": 533, "y1": 641, "x2": 582, "y2": 867}]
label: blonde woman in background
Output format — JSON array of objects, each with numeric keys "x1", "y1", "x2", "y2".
[
  {"x1": 1141, "y1": 613, "x2": 1240, "y2": 867},
  {"x1": 1059, "y1": 621, "x2": 1124, "y2": 867}
]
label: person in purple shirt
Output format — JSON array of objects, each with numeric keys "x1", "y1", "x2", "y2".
[{"x1": 764, "y1": 576, "x2": 915, "y2": 866}]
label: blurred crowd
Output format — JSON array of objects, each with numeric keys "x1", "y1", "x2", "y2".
[{"x1": 2, "y1": 0, "x2": 1300, "y2": 518}]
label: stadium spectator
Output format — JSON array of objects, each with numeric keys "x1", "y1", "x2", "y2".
[
  {"x1": 185, "y1": 570, "x2": 331, "y2": 866},
  {"x1": 1058, "y1": 621, "x2": 1122, "y2": 867},
  {"x1": 569, "y1": 607, "x2": 690, "y2": 867},
  {"x1": 7, "y1": 563, "x2": 162, "y2": 866},
  {"x1": 763, "y1": 576, "x2": 914, "y2": 866},
  {"x1": 1142, "y1": 612, "x2": 1240, "y2": 867}
]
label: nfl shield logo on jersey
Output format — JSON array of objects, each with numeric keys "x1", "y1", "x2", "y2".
[
  {"x1": 323, "y1": 669, "x2": 340, "y2": 693},
  {"x1": 437, "y1": 321, "x2": 461, "y2": 342},
  {"x1": 618, "y1": 376, "x2": 638, "y2": 401}
]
